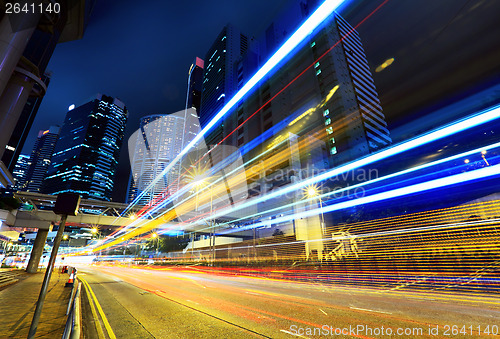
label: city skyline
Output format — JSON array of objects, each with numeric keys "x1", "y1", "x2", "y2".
[
  {"x1": 0, "y1": 2, "x2": 499, "y2": 337},
  {"x1": 16, "y1": 0, "x2": 500, "y2": 202}
]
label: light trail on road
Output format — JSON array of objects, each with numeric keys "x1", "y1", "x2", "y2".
[{"x1": 76, "y1": 265, "x2": 500, "y2": 338}]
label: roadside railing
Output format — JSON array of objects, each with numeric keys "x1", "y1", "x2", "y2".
[{"x1": 62, "y1": 266, "x2": 81, "y2": 339}]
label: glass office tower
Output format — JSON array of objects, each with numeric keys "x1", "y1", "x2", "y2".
[{"x1": 42, "y1": 94, "x2": 128, "y2": 201}]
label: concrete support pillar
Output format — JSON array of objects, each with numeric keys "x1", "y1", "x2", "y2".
[
  {"x1": 26, "y1": 229, "x2": 48, "y2": 273},
  {"x1": 0, "y1": 13, "x2": 40, "y2": 95}
]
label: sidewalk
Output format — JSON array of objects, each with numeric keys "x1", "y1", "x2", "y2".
[{"x1": 0, "y1": 268, "x2": 72, "y2": 338}]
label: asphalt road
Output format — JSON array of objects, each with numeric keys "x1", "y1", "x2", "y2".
[{"x1": 77, "y1": 265, "x2": 500, "y2": 338}]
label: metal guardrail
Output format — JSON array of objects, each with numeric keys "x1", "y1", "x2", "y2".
[{"x1": 62, "y1": 267, "x2": 81, "y2": 339}]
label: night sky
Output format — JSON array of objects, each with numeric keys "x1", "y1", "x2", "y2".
[
  {"x1": 23, "y1": 0, "x2": 500, "y2": 202},
  {"x1": 23, "y1": 0, "x2": 290, "y2": 200}
]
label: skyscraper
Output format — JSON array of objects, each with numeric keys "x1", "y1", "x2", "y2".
[
  {"x1": 11, "y1": 154, "x2": 30, "y2": 192},
  {"x1": 42, "y1": 94, "x2": 128, "y2": 201},
  {"x1": 127, "y1": 109, "x2": 202, "y2": 205},
  {"x1": 315, "y1": 13, "x2": 392, "y2": 161},
  {"x1": 245, "y1": 1, "x2": 391, "y2": 167},
  {"x1": 199, "y1": 24, "x2": 251, "y2": 147},
  {"x1": 24, "y1": 126, "x2": 59, "y2": 192},
  {"x1": 187, "y1": 57, "x2": 204, "y2": 113}
]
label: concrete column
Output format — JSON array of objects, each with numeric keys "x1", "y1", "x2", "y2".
[
  {"x1": 0, "y1": 13, "x2": 40, "y2": 95},
  {"x1": 0, "y1": 72, "x2": 34, "y2": 159},
  {"x1": 26, "y1": 229, "x2": 48, "y2": 273}
]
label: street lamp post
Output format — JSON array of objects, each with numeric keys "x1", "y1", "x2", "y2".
[
  {"x1": 305, "y1": 185, "x2": 326, "y2": 236},
  {"x1": 151, "y1": 232, "x2": 158, "y2": 257},
  {"x1": 91, "y1": 227, "x2": 102, "y2": 256},
  {"x1": 189, "y1": 169, "x2": 216, "y2": 265},
  {"x1": 210, "y1": 184, "x2": 215, "y2": 265}
]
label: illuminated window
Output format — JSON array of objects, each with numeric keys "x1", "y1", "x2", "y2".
[
  {"x1": 324, "y1": 118, "x2": 331, "y2": 125},
  {"x1": 323, "y1": 109, "x2": 330, "y2": 116},
  {"x1": 326, "y1": 127, "x2": 333, "y2": 135},
  {"x1": 330, "y1": 147, "x2": 337, "y2": 155}
]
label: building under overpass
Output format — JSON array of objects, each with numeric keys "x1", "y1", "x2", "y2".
[
  {"x1": 1, "y1": 190, "x2": 258, "y2": 269},
  {"x1": 0, "y1": 191, "x2": 147, "y2": 271}
]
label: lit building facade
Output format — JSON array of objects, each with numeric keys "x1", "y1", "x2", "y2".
[
  {"x1": 11, "y1": 154, "x2": 30, "y2": 191},
  {"x1": 42, "y1": 94, "x2": 127, "y2": 201},
  {"x1": 199, "y1": 24, "x2": 250, "y2": 147},
  {"x1": 127, "y1": 109, "x2": 201, "y2": 205},
  {"x1": 24, "y1": 126, "x2": 59, "y2": 192},
  {"x1": 239, "y1": 1, "x2": 391, "y2": 168},
  {"x1": 187, "y1": 57, "x2": 204, "y2": 113}
]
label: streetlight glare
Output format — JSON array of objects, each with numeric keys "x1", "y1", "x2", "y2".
[
  {"x1": 91, "y1": 227, "x2": 98, "y2": 234},
  {"x1": 304, "y1": 185, "x2": 319, "y2": 198},
  {"x1": 308, "y1": 188, "x2": 317, "y2": 197}
]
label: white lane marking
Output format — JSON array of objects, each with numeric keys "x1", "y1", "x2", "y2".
[
  {"x1": 350, "y1": 306, "x2": 392, "y2": 314},
  {"x1": 245, "y1": 292, "x2": 260, "y2": 296},
  {"x1": 280, "y1": 329, "x2": 311, "y2": 338},
  {"x1": 186, "y1": 299, "x2": 200, "y2": 305},
  {"x1": 319, "y1": 308, "x2": 328, "y2": 315}
]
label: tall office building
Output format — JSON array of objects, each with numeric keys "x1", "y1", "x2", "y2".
[
  {"x1": 11, "y1": 154, "x2": 30, "y2": 191},
  {"x1": 0, "y1": 0, "x2": 96, "y2": 189},
  {"x1": 126, "y1": 109, "x2": 201, "y2": 205},
  {"x1": 199, "y1": 24, "x2": 251, "y2": 146},
  {"x1": 249, "y1": 1, "x2": 391, "y2": 167},
  {"x1": 42, "y1": 94, "x2": 127, "y2": 201},
  {"x1": 187, "y1": 57, "x2": 204, "y2": 113},
  {"x1": 24, "y1": 126, "x2": 59, "y2": 192}
]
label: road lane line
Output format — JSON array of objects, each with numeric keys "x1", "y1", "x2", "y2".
[
  {"x1": 349, "y1": 306, "x2": 392, "y2": 314},
  {"x1": 319, "y1": 308, "x2": 328, "y2": 315},
  {"x1": 80, "y1": 277, "x2": 117, "y2": 339},
  {"x1": 246, "y1": 292, "x2": 260, "y2": 296},
  {"x1": 80, "y1": 278, "x2": 105, "y2": 339}
]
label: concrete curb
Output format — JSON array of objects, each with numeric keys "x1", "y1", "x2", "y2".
[{"x1": 0, "y1": 278, "x2": 19, "y2": 289}]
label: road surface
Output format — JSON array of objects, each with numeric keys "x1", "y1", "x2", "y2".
[{"x1": 77, "y1": 265, "x2": 500, "y2": 338}]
